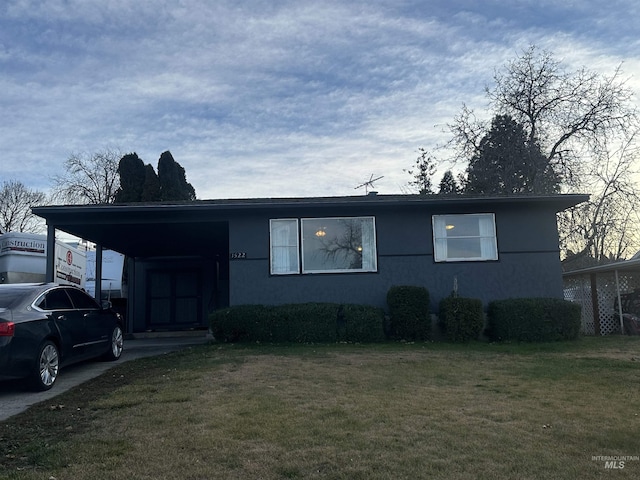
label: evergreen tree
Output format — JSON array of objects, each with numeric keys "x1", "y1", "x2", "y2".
[
  {"x1": 115, "y1": 153, "x2": 146, "y2": 203},
  {"x1": 438, "y1": 170, "x2": 460, "y2": 194},
  {"x1": 141, "y1": 164, "x2": 161, "y2": 201},
  {"x1": 157, "y1": 151, "x2": 196, "y2": 201},
  {"x1": 406, "y1": 148, "x2": 437, "y2": 195},
  {"x1": 464, "y1": 115, "x2": 559, "y2": 194}
]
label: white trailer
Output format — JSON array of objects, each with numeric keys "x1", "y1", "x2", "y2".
[
  {"x1": 0, "y1": 232, "x2": 86, "y2": 288},
  {"x1": 85, "y1": 249, "x2": 126, "y2": 299}
]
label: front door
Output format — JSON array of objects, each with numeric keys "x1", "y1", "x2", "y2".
[{"x1": 146, "y1": 269, "x2": 202, "y2": 330}]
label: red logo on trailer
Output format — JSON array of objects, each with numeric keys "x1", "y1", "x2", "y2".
[{"x1": 66, "y1": 250, "x2": 73, "y2": 265}]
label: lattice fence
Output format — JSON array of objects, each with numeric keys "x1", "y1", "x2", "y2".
[
  {"x1": 563, "y1": 271, "x2": 640, "y2": 335},
  {"x1": 563, "y1": 275, "x2": 595, "y2": 334}
]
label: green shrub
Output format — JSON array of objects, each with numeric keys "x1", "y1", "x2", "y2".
[
  {"x1": 438, "y1": 296, "x2": 484, "y2": 342},
  {"x1": 210, "y1": 303, "x2": 386, "y2": 343},
  {"x1": 209, "y1": 305, "x2": 273, "y2": 343},
  {"x1": 272, "y1": 303, "x2": 338, "y2": 343},
  {"x1": 340, "y1": 304, "x2": 386, "y2": 343},
  {"x1": 486, "y1": 298, "x2": 581, "y2": 342},
  {"x1": 386, "y1": 285, "x2": 431, "y2": 341}
]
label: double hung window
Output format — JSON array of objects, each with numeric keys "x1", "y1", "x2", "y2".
[
  {"x1": 432, "y1": 214, "x2": 498, "y2": 262},
  {"x1": 270, "y1": 219, "x2": 300, "y2": 275}
]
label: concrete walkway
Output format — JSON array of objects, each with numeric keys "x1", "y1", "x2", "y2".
[{"x1": 0, "y1": 334, "x2": 210, "y2": 422}]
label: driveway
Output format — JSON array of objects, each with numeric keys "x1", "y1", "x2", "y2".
[{"x1": 0, "y1": 335, "x2": 210, "y2": 422}]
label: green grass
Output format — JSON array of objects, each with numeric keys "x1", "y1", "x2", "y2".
[{"x1": 1, "y1": 336, "x2": 639, "y2": 479}]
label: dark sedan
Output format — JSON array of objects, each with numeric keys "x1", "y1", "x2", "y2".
[{"x1": 0, "y1": 283, "x2": 124, "y2": 391}]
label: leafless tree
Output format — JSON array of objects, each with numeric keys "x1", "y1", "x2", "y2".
[
  {"x1": 560, "y1": 133, "x2": 640, "y2": 265},
  {"x1": 51, "y1": 149, "x2": 122, "y2": 204},
  {"x1": 318, "y1": 219, "x2": 364, "y2": 269},
  {"x1": 451, "y1": 46, "x2": 636, "y2": 184},
  {"x1": 448, "y1": 45, "x2": 640, "y2": 262},
  {"x1": 0, "y1": 180, "x2": 47, "y2": 233}
]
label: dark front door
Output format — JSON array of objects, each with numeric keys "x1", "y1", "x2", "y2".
[{"x1": 146, "y1": 269, "x2": 202, "y2": 330}]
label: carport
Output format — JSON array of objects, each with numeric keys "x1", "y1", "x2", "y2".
[
  {"x1": 33, "y1": 202, "x2": 232, "y2": 333},
  {"x1": 563, "y1": 257, "x2": 640, "y2": 335}
]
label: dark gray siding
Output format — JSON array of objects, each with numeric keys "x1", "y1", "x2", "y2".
[{"x1": 228, "y1": 203, "x2": 563, "y2": 311}]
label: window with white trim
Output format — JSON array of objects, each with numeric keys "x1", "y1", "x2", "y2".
[
  {"x1": 302, "y1": 217, "x2": 377, "y2": 273},
  {"x1": 432, "y1": 214, "x2": 498, "y2": 262},
  {"x1": 269, "y1": 217, "x2": 377, "y2": 274},
  {"x1": 270, "y1": 219, "x2": 300, "y2": 274}
]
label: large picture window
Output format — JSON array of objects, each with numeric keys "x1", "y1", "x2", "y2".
[
  {"x1": 301, "y1": 217, "x2": 377, "y2": 273},
  {"x1": 433, "y1": 214, "x2": 498, "y2": 262},
  {"x1": 270, "y1": 219, "x2": 300, "y2": 274},
  {"x1": 270, "y1": 217, "x2": 377, "y2": 274}
]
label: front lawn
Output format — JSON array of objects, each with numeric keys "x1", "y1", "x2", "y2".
[{"x1": 1, "y1": 337, "x2": 639, "y2": 479}]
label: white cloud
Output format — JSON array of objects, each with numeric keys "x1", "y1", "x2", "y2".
[{"x1": 0, "y1": 0, "x2": 638, "y2": 201}]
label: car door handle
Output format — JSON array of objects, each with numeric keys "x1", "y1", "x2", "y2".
[{"x1": 56, "y1": 315, "x2": 66, "y2": 321}]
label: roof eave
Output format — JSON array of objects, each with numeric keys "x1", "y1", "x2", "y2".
[{"x1": 32, "y1": 193, "x2": 590, "y2": 219}]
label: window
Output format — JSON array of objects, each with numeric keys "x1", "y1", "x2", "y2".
[
  {"x1": 65, "y1": 287, "x2": 100, "y2": 309},
  {"x1": 301, "y1": 217, "x2": 377, "y2": 273},
  {"x1": 270, "y1": 219, "x2": 300, "y2": 274},
  {"x1": 36, "y1": 289, "x2": 74, "y2": 310},
  {"x1": 433, "y1": 214, "x2": 498, "y2": 262},
  {"x1": 269, "y1": 217, "x2": 378, "y2": 274}
]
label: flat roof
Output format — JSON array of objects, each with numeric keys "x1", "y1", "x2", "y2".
[
  {"x1": 563, "y1": 257, "x2": 640, "y2": 277},
  {"x1": 34, "y1": 192, "x2": 588, "y2": 213},
  {"x1": 32, "y1": 193, "x2": 589, "y2": 259}
]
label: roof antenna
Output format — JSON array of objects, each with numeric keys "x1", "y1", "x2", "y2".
[{"x1": 355, "y1": 174, "x2": 384, "y2": 195}]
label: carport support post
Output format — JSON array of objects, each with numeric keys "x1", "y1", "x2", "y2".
[
  {"x1": 590, "y1": 273, "x2": 601, "y2": 336},
  {"x1": 614, "y1": 269, "x2": 624, "y2": 334},
  {"x1": 45, "y1": 224, "x2": 55, "y2": 283},
  {"x1": 95, "y1": 245, "x2": 103, "y2": 302}
]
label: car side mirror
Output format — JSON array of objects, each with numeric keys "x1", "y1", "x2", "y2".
[{"x1": 101, "y1": 300, "x2": 113, "y2": 310}]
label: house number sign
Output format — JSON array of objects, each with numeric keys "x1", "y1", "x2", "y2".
[{"x1": 230, "y1": 252, "x2": 247, "y2": 259}]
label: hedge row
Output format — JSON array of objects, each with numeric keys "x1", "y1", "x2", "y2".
[
  {"x1": 210, "y1": 303, "x2": 386, "y2": 343},
  {"x1": 486, "y1": 298, "x2": 581, "y2": 342},
  {"x1": 209, "y1": 289, "x2": 581, "y2": 344}
]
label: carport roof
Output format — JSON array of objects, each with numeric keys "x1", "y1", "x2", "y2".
[
  {"x1": 563, "y1": 257, "x2": 640, "y2": 277},
  {"x1": 32, "y1": 193, "x2": 588, "y2": 259}
]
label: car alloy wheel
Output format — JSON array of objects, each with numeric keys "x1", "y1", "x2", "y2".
[
  {"x1": 32, "y1": 340, "x2": 59, "y2": 391},
  {"x1": 104, "y1": 325, "x2": 124, "y2": 361}
]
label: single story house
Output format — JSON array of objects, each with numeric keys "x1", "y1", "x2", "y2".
[{"x1": 33, "y1": 193, "x2": 587, "y2": 334}]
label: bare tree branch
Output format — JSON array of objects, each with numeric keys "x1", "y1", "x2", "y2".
[
  {"x1": 51, "y1": 149, "x2": 122, "y2": 204},
  {"x1": 446, "y1": 45, "x2": 640, "y2": 263},
  {"x1": 0, "y1": 180, "x2": 47, "y2": 233}
]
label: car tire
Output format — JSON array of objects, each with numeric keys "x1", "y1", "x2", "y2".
[
  {"x1": 103, "y1": 325, "x2": 124, "y2": 361},
  {"x1": 29, "y1": 340, "x2": 59, "y2": 391}
]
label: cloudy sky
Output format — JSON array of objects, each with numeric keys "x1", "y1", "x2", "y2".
[{"x1": 1, "y1": 0, "x2": 639, "y2": 200}]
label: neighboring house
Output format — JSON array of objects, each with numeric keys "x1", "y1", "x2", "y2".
[
  {"x1": 33, "y1": 193, "x2": 587, "y2": 334},
  {"x1": 563, "y1": 257, "x2": 640, "y2": 335}
]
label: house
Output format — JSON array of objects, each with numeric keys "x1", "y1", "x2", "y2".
[{"x1": 32, "y1": 193, "x2": 587, "y2": 334}]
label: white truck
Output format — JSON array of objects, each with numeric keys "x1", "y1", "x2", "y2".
[{"x1": 0, "y1": 232, "x2": 87, "y2": 288}]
